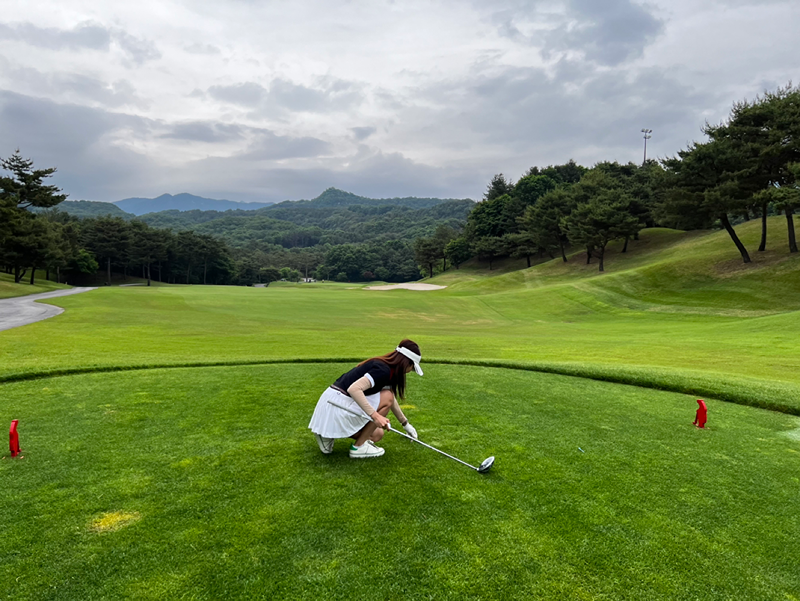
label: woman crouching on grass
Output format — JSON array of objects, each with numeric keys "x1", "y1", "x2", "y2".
[{"x1": 309, "y1": 339, "x2": 422, "y2": 458}]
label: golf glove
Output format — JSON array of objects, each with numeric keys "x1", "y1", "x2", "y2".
[{"x1": 403, "y1": 422, "x2": 418, "y2": 439}]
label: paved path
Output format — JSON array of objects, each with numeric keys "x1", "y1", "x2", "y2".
[
  {"x1": 364, "y1": 283, "x2": 447, "y2": 291},
  {"x1": 0, "y1": 287, "x2": 97, "y2": 332}
]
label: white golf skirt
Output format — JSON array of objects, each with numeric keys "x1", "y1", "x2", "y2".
[{"x1": 308, "y1": 387, "x2": 379, "y2": 438}]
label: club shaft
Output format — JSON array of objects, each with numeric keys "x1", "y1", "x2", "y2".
[
  {"x1": 326, "y1": 399, "x2": 479, "y2": 471},
  {"x1": 388, "y1": 426, "x2": 479, "y2": 471}
]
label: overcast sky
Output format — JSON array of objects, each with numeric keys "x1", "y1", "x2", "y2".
[{"x1": 1, "y1": 0, "x2": 798, "y2": 203}]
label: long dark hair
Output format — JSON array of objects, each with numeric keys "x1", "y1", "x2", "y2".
[{"x1": 359, "y1": 339, "x2": 421, "y2": 400}]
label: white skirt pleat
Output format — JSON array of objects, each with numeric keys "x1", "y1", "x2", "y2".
[{"x1": 308, "y1": 387, "x2": 380, "y2": 438}]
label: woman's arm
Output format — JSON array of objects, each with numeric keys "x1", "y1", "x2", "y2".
[
  {"x1": 389, "y1": 395, "x2": 408, "y2": 426},
  {"x1": 389, "y1": 393, "x2": 417, "y2": 438},
  {"x1": 347, "y1": 377, "x2": 386, "y2": 424}
]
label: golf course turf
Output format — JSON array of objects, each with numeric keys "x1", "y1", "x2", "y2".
[
  {"x1": 2, "y1": 218, "x2": 800, "y2": 599},
  {"x1": 3, "y1": 365, "x2": 799, "y2": 599}
]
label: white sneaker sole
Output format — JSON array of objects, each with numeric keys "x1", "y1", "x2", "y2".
[
  {"x1": 314, "y1": 433, "x2": 334, "y2": 455},
  {"x1": 349, "y1": 441, "x2": 385, "y2": 459}
]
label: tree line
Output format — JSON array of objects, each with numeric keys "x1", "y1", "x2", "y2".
[
  {"x1": 1, "y1": 153, "x2": 437, "y2": 286},
  {"x1": 413, "y1": 84, "x2": 800, "y2": 274},
  {"x1": 1, "y1": 154, "x2": 299, "y2": 286},
  {"x1": 234, "y1": 239, "x2": 421, "y2": 284}
]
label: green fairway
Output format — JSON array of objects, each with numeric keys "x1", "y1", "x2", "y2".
[
  {"x1": 3, "y1": 217, "x2": 800, "y2": 598},
  {"x1": 3, "y1": 364, "x2": 799, "y2": 600},
  {"x1": 2, "y1": 218, "x2": 800, "y2": 413}
]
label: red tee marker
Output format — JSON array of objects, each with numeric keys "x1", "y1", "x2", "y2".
[
  {"x1": 693, "y1": 400, "x2": 707, "y2": 429},
  {"x1": 10, "y1": 420, "x2": 20, "y2": 457}
]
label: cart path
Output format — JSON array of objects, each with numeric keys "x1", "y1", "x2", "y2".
[
  {"x1": 0, "y1": 287, "x2": 97, "y2": 332},
  {"x1": 364, "y1": 283, "x2": 447, "y2": 290}
]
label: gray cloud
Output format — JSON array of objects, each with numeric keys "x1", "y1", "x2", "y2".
[
  {"x1": 1, "y1": 0, "x2": 797, "y2": 203},
  {"x1": 184, "y1": 42, "x2": 221, "y2": 55},
  {"x1": 398, "y1": 57, "x2": 716, "y2": 180},
  {"x1": 113, "y1": 29, "x2": 161, "y2": 65},
  {"x1": 0, "y1": 21, "x2": 160, "y2": 65},
  {"x1": 0, "y1": 90, "x2": 150, "y2": 154},
  {"x1": 206, "y1": 76, "x2": 364, "y2": 115},
  {"x1": 489, "y1": 0, "x2": 664, "y2": 66},
  {"x1": 0, "y1": 89, "x2": 474, "y2": 202},
  {"x1": 0, "y1": 90, "x2": 343, "y2": 201},
  {"x1": 2, "y1": 64, "x2": 147, "y2": 108},
  {"x1": 0, "y1": 21, "x2": 111, "y2": 50},
  {"x1": 182, "y1": 146, "x2": 480, "y2": 203},
  {"x1": 351, "y1": 126, "x2": 376, "y2": 141},
  {"x1": 269, "y1": 78, "x2": 331, "y2": 112},
  {"x1": 709, "y1": 0, "x2": 790, "y2": 4},
  {"x1": 0, "y1": 90, "x2": 155, "y2": 198},
  {"x1": 315, "y1": 148, "x2": 482, "y2": 201},
  {"x1": 545, "y1": 0, "x2": 665, "y2": 65},
  {"x1": 159, "y1": 122, "x2": 330, "y2": 156},
  {"x1": 207, "y1": 82, "x2": 266, "y2": 106},
  {"x1": 161, "y1": 122, "x2": 245, "y2": 142},
  {"x1": 238, "y1": 130, "x2": 332, "y2": 160}
]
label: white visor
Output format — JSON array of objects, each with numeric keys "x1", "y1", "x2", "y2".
[{"x1": 396, "y1": 346, "x2": 423, "y2": 376}]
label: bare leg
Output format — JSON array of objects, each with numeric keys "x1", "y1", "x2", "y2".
[{"x1": 354, "y1": 390, "x2": 393, "y2": 447}]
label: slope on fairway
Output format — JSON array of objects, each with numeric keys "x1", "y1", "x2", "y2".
[
  {"x1": 0, "y1": 271, "x2": 70, "y2": 300},
  {"x1": 2, "y1": 363, "x2": 799, "y2": 599},
  {"x1": 436, "y1": 219, "x2": 800, "y2": 312}
]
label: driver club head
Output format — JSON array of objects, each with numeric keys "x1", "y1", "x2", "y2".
[{"x1": 477, "y1": 456, "x2": 495, "y2": 474}]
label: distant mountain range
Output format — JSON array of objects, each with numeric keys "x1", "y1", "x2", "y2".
[
  {"x1": 267, "y1": 188, "x2": 460, "y2": 210},
  {"x1": 114, "y1": 193, "x2": 273, "y2": 215},
  {"x1": 53, "y1": 188, "x2": 474, "y2": 252},
  {"x1": 58, "y1": 188, "x2": 471, "y2": 219}
]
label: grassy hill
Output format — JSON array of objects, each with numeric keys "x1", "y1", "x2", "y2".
[
  {"x1": 432, "y1": 218, "x2": 800, "y2": 312},
  {"x1": 0, "y1": 271, "x2": 70, "y2": 299}
]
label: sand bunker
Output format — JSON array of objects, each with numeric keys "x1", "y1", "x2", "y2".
[{"x1": 364, "y1": 283, "x2": 446, "y2": 291}]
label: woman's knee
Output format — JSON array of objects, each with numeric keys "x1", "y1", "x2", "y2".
[
  {"x1": 379, "y1": 389, "x2": 394, "y2": 409},
  {"x1": 370, "y1": 427, "x2": 385, "y2": 442}
]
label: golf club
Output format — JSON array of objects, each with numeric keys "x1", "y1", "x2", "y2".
[{"x1": 326, "y1": 398, "x2": 495, "y2": 474}]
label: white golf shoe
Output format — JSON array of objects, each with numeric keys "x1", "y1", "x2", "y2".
[
  {"x1": 349, "y1": 440, "x2": 385, "y2": 459},
  {"x1": 314, "y1": 433, "x2": 334, "y2": 455}
]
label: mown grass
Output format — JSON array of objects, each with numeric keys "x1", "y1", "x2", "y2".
[
  {"x1": 2, "y1": 218, "x2": 799, "y2": 413},
  {"x1": 2, "y1": 364, "x2": 799, "y2": 600},
  {"x1": 3, "y1": 217, "x2": 800, "y2": 599},
  {"x1": 0, "y1": 271, "x2": 70, "y2": 299},
  {"x1": 439, "y1": 223, "x2": 800, "y2": 307}
]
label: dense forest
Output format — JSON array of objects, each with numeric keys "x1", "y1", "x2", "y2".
[
  {"x1": 5, "y1": 176, "x2": 472, "y2": 286},
  {"x1": 3, "y1": 85, "x2": 798, "y2": 287},
  {"x1": 137, "y1": 195, "x2": 474, "y2": 249}
]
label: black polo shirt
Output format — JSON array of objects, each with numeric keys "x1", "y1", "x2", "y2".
[{"x1": 333, "y1": 359, "x2": 392, "y2": 396}]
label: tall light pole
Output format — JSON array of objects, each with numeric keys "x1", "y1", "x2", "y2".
[{"x1": 641, "y1": 128, "x2": 652, "y2": 165}]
